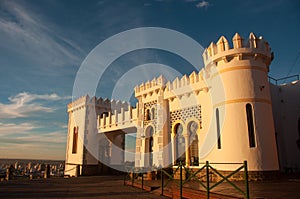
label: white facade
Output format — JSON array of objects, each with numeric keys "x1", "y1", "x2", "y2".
[{"x1": 65, "y1": 33, "x2": 300, "y2": 176}]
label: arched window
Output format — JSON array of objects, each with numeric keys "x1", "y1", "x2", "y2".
[
  {"x1": 216, "y1": 109, "x2": 221, "y2": 149},
  {"x1": 175, "y1": 123, "x2": 185, "y2": 164},
  {"x1": 188, "y1": 121, "x2": 199, "y2": 166},
  {"x1": 246, "y1": 104, "x2": 256, "y2": 148},
  {"x1": 72, "y1": 127, "x2": 78, "y2": 154},
  {"x1": 145, "y1": 109, "x2": 151, "y2": 121},
  {"x1": 151, "y1": 107, "x2": 155, "y2": 120}
]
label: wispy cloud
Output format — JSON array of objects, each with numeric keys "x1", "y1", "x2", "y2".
[
  {"x1": 0, "y1": 122, "x2": 66, "y2": 160},
  {"x1": 0, "y1": 122, "x2": 37, "y2": 136},
  {"x1": 0, "y1": 122, "x2": 66, "y2": 144},
  {"x1": 0, "y1": 1, "x2": 85, "y2": 66},
  {"x1": 184, "y1": 0, "x2": 210, "y2": 9},
  {"x1": 0, "y1": 92, "x2": 71, "y2": 118},
  {"x1": 196, "y1": 0, "x2": 210, "y2": 8}
]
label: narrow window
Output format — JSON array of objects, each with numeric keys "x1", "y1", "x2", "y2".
[
  {"x1": 72, "y1": 127, "x2": 78, "y2": 154},
  {"x1": 216, "y1": 108, "x2": 221, "y2": 149},
  {"x1": 145, "y1": 109, "x2": 151, "y2": 121},
  {"x1": 151, "y1": 107, "x2": 155, "y2": 120},
  {"x1": 149, "y1": 137, "x2": 153, "y2": 166},
  {"x1": 246, "y1": 104, "x2": 256, "y2": 147}
]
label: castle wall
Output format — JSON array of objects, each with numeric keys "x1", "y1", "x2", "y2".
[
  {"x1": 65, "y1": 32, "x2": 290, "y2": 177},
  {"x1": 65, "y1": 96, "x2": 88, "y2": 176},
  {"x1": 271, "y1": 81, "x2": 300, "y2": 172},
  {"x1": 65, "y1": 96, "x2": 132, "y2": 176}
]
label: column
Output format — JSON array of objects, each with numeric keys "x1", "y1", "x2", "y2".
[{"x1": 184, "y1": 134, "x2": 190, "y2": 166}]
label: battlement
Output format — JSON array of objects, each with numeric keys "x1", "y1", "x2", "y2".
[
  {"x1": 98, "y1": 102, "x2": 138, "y2": 133},
  {"x1": 90, "y1": 96, "x2": 129, "y2": 110},
  {"x1": 165, "y1": 70, "x2": 206, "y2": 91},
  {"x1": 133, "y1": 69, "x2": 209, "y2": 99},
  {"x1": 68, "y1": 95, "x2": 130, "y2": 113},
  {"x1": 134, "y1": 75, "x2": 167, "y2": 96},
  {"x1": 203, "y1": 32, "x2": 273, "y2": 68},
  {"x1": 163, "y1": 70, "x2": 209, "y2": 100},
  {"x1": 67, "y1": 95, "x2": 89, "y2": 112}
]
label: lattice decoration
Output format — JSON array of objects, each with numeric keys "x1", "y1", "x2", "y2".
[
  {"x1": 170, "y1": 105, "x2": 202, "y2": 128},
  {"x1": 144, "y1": 100, "x2": 157, "y2": 109},
  {"x1": 143, "y1": 100, "x2": 157, "y2": 129}
]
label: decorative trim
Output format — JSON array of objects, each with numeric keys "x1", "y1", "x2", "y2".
[
  {"x1": 211, "y1": 65, "x2": 267, "y2": 79},
  {"x1": 213, "y1": 98, "x2": 272, "y2": 108}
]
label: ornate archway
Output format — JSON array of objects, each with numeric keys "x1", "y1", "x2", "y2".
[{"x1": 188, "y1": 121, "x2": 199, "y2": 166}]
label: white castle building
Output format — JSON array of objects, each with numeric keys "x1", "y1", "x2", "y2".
[{"x1": 64, "y1": 33, "x2": 300, "y2": 178}]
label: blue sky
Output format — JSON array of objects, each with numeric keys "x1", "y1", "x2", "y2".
[{"x1": 0, "y1": 0, "x2": 299, "y2": 160}]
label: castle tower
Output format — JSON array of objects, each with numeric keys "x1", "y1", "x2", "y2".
[
  {"x1": 65, "y1": 95, "x2": 93, "y2": 177},
  {"x1": 65, "y1": 95, "x2": 125, "y2": 176},
  {"x1": 202, "y1": 33, "x2": 279, "y2": 174},
  {"x1": 134, "y1": 76, "x2": 171, "y2": 168}
]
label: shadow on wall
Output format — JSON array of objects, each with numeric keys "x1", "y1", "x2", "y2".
[{"x1": 297, "y1": 117, "x2": 300, "y2": 150}]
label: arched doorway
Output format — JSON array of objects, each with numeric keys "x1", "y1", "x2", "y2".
[
  {"x1": 174, "y1": 123, "x2": 185, "y2": 164},
  {"x1": 145, "y1": 126, "x2": 154, "y2": 167},
  {"x1": 188, "y1": 121, "x2": 199, "y2": 166}
]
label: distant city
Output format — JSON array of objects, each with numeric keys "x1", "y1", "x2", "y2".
[{"x1": 0, "y1": 159, "x2": 65, "y2": 180}]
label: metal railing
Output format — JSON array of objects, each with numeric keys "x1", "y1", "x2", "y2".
[
  {"x1": 161, "y1": 161, "x2": 249, "y2": 199},
  {"x1": 124, "y1": 166, "x2": 144, "y2": 189},
  {"x1": 124, "y1": 161, "x2": 250, "y2": 199},
  {"x1": 268, "y1": 75, "x2": 299, "y2": 85}
]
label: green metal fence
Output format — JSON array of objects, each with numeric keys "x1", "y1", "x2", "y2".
[{"x1": 161, "y1": 161, "x2": 250, "y2": 199}]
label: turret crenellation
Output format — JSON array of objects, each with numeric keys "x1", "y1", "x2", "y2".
[
  {"x1": 67, "y1": 95, "x2": 89, "y2": 112},
  {"x1": 203, "y1": 32, "x2": 273, "y2": 68}
]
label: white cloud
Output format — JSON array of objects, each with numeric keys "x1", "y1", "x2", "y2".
[
  {"x1": 196, "y1": 0, "x2": 210, "y2": 8},
  {"x1": 0, "y1": 92, "x2": 71, "y2": 118}
]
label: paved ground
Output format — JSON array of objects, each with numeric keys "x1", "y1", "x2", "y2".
[
  {"x1": 138, "y1": 176, "x2": 300, "y2": 199},
  {"x1": 0, "y1": 176, "x2": 168, "y2": 199},
  {"x1": 1, "y1": 175, "x2": 300, "y2": 198}
]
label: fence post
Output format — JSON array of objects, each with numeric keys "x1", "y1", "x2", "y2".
[
  {"x1": 180, "y1": 161, "x2": 183, "y2": 199},
  {"x1": 161, "y1": 168, "x2": 164, "y2": 196},
  {"x1": 142, "y1": 172, "x2": 144, "y2": 190},
  {"x1": 131, "y1": 172, "x2": 134, "y2": 187},
  {"x1": 75, "y1": 164, "x2": 80, "y2": 177},
  {"x1": 244, "y1": 161, "x2": 250, "y2": 199},
  {"x1": 206, "y1": 161, "x2": 210, "y2": 199},
  {"x1": 124, "y1": 173, "x2": 126, "y2": 186}
]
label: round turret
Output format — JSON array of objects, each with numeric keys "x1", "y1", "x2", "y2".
[{"x1": 202, "y1": 32, "x2": 279, "y2": 174}]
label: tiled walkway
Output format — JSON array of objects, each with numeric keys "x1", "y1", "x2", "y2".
[
  {"x1": 137, "y1": 176, "x2": 300, "y2": 199},
  {"x1": 1, "y1": 175, "x2": 300, "y2": 198},
  {"x1": 0, "y1": 176, "x2": 168, "y2": 199}
]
